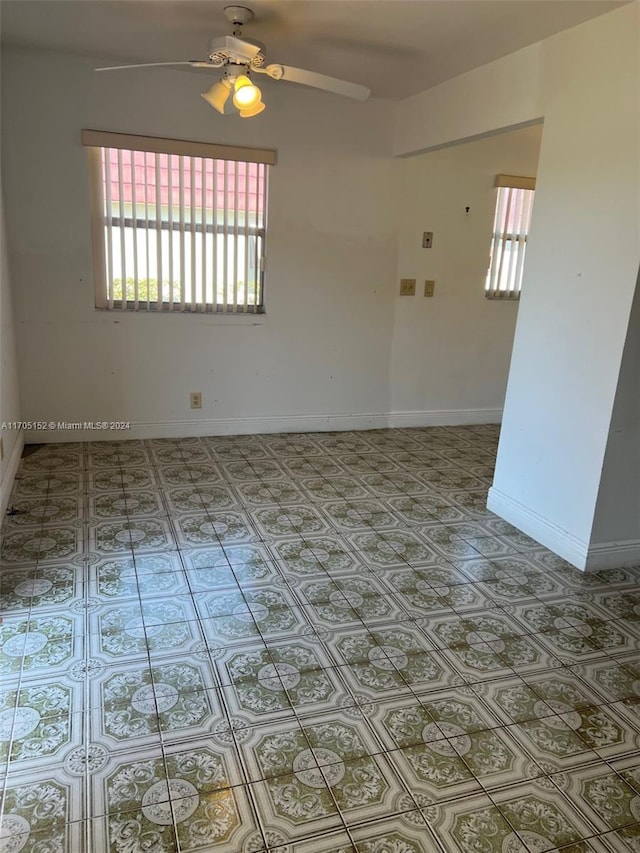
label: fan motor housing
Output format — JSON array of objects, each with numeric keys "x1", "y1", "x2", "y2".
[{"x1": 208, "y1": 35, "x2": 265, "y2": 67}]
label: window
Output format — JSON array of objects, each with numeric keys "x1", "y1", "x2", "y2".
[
  {"x1": 82, "y1": 130, "x2": 275, "y2": 313},
  {"x1": 485, "y1": 174, "x2": 535, "y2": 300}
]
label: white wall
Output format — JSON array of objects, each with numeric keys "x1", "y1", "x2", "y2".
[
  {"x1": 589, "y1": 268, "x2": 640, "y2": 556},
  {"x1": 0, "y1": 184, "x2": 22, "y2": 512},
  {"x1": 390, "y1": 125, "x2": 542, "y2": 422},
  {"x1": 1, "y1": 46, "x2": 401, "y2": 441},
  {"x1": 393, "y1": 43, "x2": 544, "y2": 158},
  {"x1": 394, "y1": 2, "x2": 640, "y2": 567},
  {"x1": 493, "y1": 4, "x2": 640, "y2": 565}
]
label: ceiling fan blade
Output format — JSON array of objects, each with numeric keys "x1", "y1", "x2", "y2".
[
  {"x1": 267, "y1": 65, "x2": 370, "y2": 101},
  {"x1": 95, "y1": 61, "x2": 201, "y2": 72}
]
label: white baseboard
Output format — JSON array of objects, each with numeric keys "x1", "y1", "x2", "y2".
[
  {"x1": 27, "y1": 412, "x2": 391, "y2": 443},
  {"x1": 488, "y1": 486, "x2": 640, "y2": 572},
  {"x1": 27, "y1": 407, "x2": 503, "y2": 443},
  {"x1": 487, "y1": 486, "x2": 590, "y2": 570},
  {"x1": 584, "y1": 539, "x2": 640, "y2": 571},
  {"x1": 389, "y1": 408, "x2": 502, "y2": 428},
  {"x1": 0, "y1": 429, "x2": 24, "y2": 517}
]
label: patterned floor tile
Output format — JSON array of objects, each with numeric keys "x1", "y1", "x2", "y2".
[
  {"x1": 91, "y1": 601, "x2": 200, "y2": 660},
  {"x1": 559, "y1": 761, "x2": 640, "y2": 834},
  {"x1": 91, "y1": 746, "x2": 255, "y2": 852},
  {"x1": 3, "y1": 428, "x2": 640, "y2": 853},
  {"x1": 349, "y1": 530, "x2": 438, "y2": 568},
  {"x1": 13, "y1": 471, "x2": 83, "y2": 497},
  {"x1": 93, "y1": 659, "x2": 219, "y2": 744},
  {"x1": 252, "y1": 505, "x2": 331, "y2": 538},
  {"x1": 423, "y1": 789, "x2": 525, "y2": 852},
  {"x1": 176, "y1": 511, "x2": 258, "y2": 546},
  {"x1": 0, "y1": 773, "x2": 85, "y2": 848},
  {"x1": 91, "y1": 490, "x2": 163, "y2": 519},
  {"x1": 270, "y1": 536, "x2": 362, "y2": 577},
  {"x1": 1, "y1": 614, "x2": 81, "y2": 677},
  {"x1": 247, "y1": 740, "x2": 405, "y2": 843},
  {"x1": 1, "y1": 684, "x2": 82, "y2": 770},
  {"x1": 0, "y1": 563, "x2": 80, "y2": 613},
  {"x1": 216, "y1": 642, "x2": 344, "y2": 722},
  {"x1": 1, "y1": 526, "x2": 82, "y2": 565},
  {"x1": 3, "y1": 496, "x2": 82, "y2": 528},
  {"x1": 90, "y1": 519, "x2": 174, "y2": 555},
  {"x1": 490, "y1": 779, "x2": 596, "y2": 851}
]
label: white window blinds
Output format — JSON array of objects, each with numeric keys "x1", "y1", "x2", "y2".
[
  {"x1": 485, "y1": 174, "x2": 536, "y2": 300},
  {"x1": 83, "y1": 130, "x2": 275, "y2": 313}
]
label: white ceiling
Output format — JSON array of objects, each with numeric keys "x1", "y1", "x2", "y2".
[{"x1": 0, "y1": 0, "x2": 628, "y2": 99}]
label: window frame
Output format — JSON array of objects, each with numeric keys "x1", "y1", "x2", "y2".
[
  {"x1": 485, "y1": 174, "x2": 536, "y2": 301},
  {"x1": 83, "y1": 130, "x2": 276, "y2": 315}
]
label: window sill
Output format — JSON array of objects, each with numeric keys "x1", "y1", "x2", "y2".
[
  {"x1": 94, "y1": 306, "x2": 266, "y2": 321},
  {"x1": 484, "y1": 293, "x2": 520, "y2": 301}
]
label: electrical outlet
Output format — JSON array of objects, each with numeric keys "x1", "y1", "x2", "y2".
[
  {"x1": 424, "y1": 280, "x2": 435, "y2": 297},
  {"x1": 422, "y1": 231, "x2": 433, "y2": 248},
  {"x1": 399, "y1": 278, "x2": 416, "y2": 296},
  {"x1": 190, "y1": 392, "x2": 202, "y2": 409}
]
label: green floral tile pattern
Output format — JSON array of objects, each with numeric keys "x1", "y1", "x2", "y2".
[
  {"x1": 0, "y1": 779, "x2": 73, "y2": 849},
  {"x1": 569, "y1": 764, "x2": 640, "y2": 839},
  {"x1": 1, "y1": 615, "x2": 76, "y2": 675},
  {"x1": 158, "y1": 462, "x2": 222, "y2": 485},
  {"x1": 177, "y1": 511, "x2": 256, "y2": 545},
  {"x1": 92, "y1": 519, "x2": 172, "y2": 554},
  {"x1": 235, "y1": 480, "x2": 304, "y2": 505},
  {"x1": 246, "y1": 719, "x2": 400, "y2": 832},
  {"x1": 95, "y1": 556, "x2": 187, "y2": 599},
  {"x1": 91, "y1": 467, "x2": 156, "y2": 491},
  {"x1": 92, "y1": 490, "x2": 162, "y2": 518},
  {"x1": 0, "y1": 565, "x2": 78, "y2": 612},
  {"x1": 14, "y1": 471, "x2": 82, "y2": 496},
  {"x1": 3, "y1": 496, "x2": 81, "y2": 527},
  {"x1": 96, "y1": 601, "x2": 197, "y2": 658},
  {"x1": 166, "y1": 484, "x2": 236, "y2": 512},
  {"x1": 587, "y1": 660, "x2": 640, "y2": 701},
  {"x1": 253, "y1": 505, "x2": 330, "y2": 537},
  {"x1": 322, "y1": 500, "x2": 399, "y2": 531},
  {"x1": 99, "y1": 661, "x2": 215, "y2": 741},
  {"x1": 1, "y1": 526, "x2": 80, "y2": 564},
  {"x1": 350, "y1": 530, "x2": 437, "y2": 567},
  {"x1": 199, "y1": 588, "x2": 303, "y2": 644},
  {"x1": 219, "y1": 643, "x2": 338, "y2": 718},
  {"x1": 272, "y1": 537, "x2": 360, "y2": 575},
  {"x1": 2, "y1": 426, "x2": 640, "y2": 852},
  {"x1": 102, "y1": 747, "x2": 250, "y2": 852}
]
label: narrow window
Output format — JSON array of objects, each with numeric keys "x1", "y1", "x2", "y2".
[{"x1": 485, "y1": 174, "x2": 535, "y2": 300}]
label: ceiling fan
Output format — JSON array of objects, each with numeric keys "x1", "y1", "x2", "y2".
[{"x1": 96, "y1": 5, "x2": 371, "y2": 117}]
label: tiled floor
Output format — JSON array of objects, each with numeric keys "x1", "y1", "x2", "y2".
[{"x1": 1, "y1": 426, "x2": 640, "y2": 853}]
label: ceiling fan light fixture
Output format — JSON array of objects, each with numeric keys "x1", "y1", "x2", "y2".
[
  {"x1": 201, "y1": 78, "x2": 232, "y2": 113},
  {"x1": 232, "y1": 74, "x2": 262, "y2": 109},
  {"x1": 239, "y1": 101, "x2": 266, "y2": 118}
]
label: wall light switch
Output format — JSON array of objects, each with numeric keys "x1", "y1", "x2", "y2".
[
  {"x1": 400, "y1": 279, "x2": 416, "y2": 296},
  {"x1": 422, "y1": 231, "x2": 433, "y2": 248},
  {"x1": 424, "y1": 280, "x2": 435, "y2": 297}
]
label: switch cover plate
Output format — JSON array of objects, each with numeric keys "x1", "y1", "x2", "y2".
[
  {"x1": 400, "y1": 279, "x2": 416, "y2": 296},
  {"x1": 422, "y1": 231, "x2": 433, "y2": 248},
  {"x1": 424, "y1": 280, "x2": 435, "y2": 297}
]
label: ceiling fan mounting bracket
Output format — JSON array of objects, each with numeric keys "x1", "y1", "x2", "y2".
[{"x1": 224, "y1": 6, "x2": 254, "y2": 34}]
